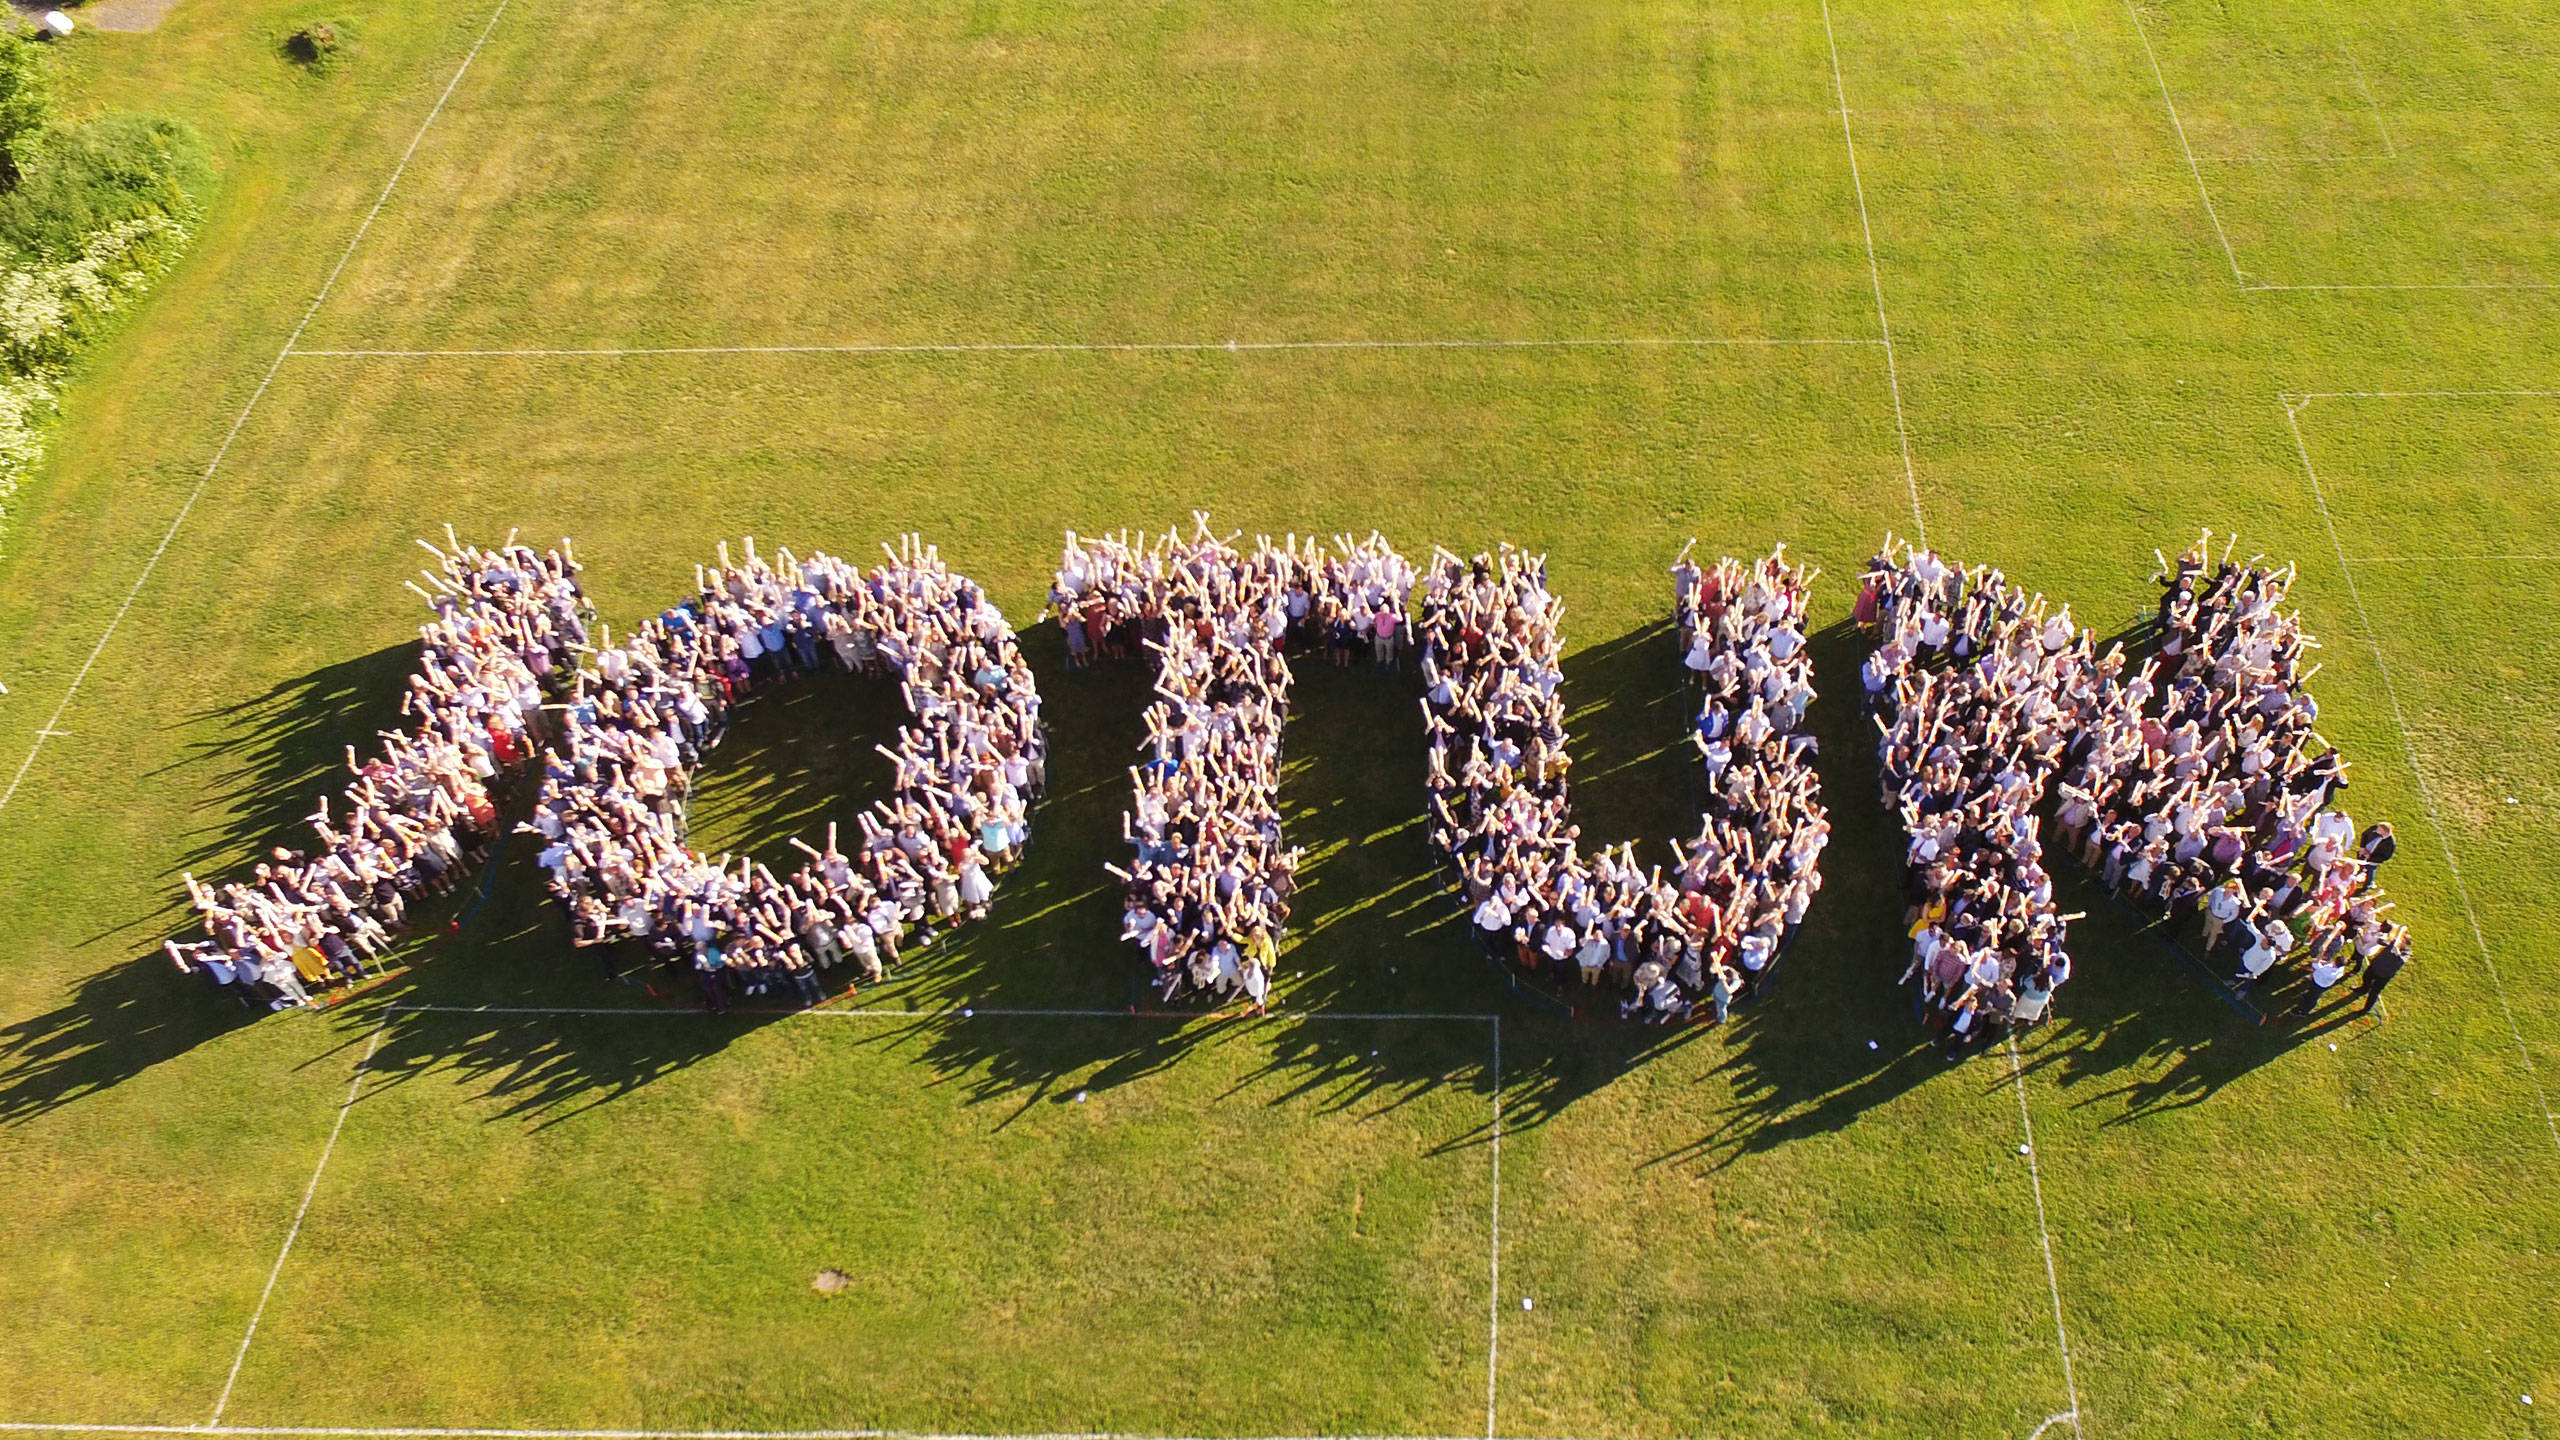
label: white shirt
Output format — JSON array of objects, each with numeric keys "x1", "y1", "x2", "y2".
[{"x1": 1739, "y1": 934, "x2": 1773, "y2": 972}]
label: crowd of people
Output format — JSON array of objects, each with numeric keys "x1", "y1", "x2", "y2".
[
  {"x1": 1672, "y1": 543, "x2": 1830, "y2": 992},
  {"x1": 2054, "y1": 532, "x2": 2409, "y2": 1017},
  {"x1": 1056, "y1": 518, "x2": 1414, "y2": 1005},
  {"x1": 1423, "y1": 543, "x2": 1826, "y2": 1022},
  {"x1": 169, "y1": 518, "x2": 2410, "y2": 1031},
  {"x1": 527, "y1": 535, "x2": 1044, "y2": 1009},
  {"x1": 172, "y1": 532, "x2": 577, "y2": 1007},
  {"x1": 1862, "y1": 537, "x2": 2087, "y2": 1050},
  {"x1": 1863, "y1": 529, "x2": 2414, "y2": 1046}
]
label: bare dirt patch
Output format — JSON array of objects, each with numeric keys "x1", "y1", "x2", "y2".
[{"x1": 12, "y1": 0, "x2": 180, "y2": 35}]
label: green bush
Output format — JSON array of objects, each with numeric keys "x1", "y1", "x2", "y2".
[
  {"x1": 0, "y1": 31, "x2": 50, "y2": 188},
  {"x1": 0, "y1": 41, "x2": 211, "y2": 540},
  {"x1": 0, "y1": 112, "x2": 211, "y2": 261}
]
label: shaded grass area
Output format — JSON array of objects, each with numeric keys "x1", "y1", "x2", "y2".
[{"x1": 0, "y1": 0, "x2": 2558, "y2": 1435}]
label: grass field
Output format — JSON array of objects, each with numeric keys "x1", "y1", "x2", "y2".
[{"x1": 1, "y1": 0, "x2": 2557, "y2": 1435}]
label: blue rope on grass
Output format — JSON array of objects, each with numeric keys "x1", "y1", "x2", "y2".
[
  {"x1": 2096, "y1": 886, "x2": 2267, "y2": 1026},
  {"x1": 452, "y1": 825, "x2": 512, "y2": 932}
]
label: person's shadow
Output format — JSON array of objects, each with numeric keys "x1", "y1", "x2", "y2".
[
  {"x1": 7, "y1": 606, "x2": 2294, "y2": 1141},
  {"x1": 2, "y1": 642, "x2": 418, "y2": 1123}
]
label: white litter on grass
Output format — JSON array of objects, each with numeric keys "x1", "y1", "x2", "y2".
[
  {"x1": 2523, "y1": 1394, "x2": 2533, "y2": 1405},
  {"x1": 2330, "y1": 1042, "x2": 2339, "y2": 1052},
  {"x1": 1521, "y1": 1296, "x2": 1533, "y2": 1311},
  {"x1": 2507, "y1": 796, "x2": 2520, "y2": 805},
  {"x1": 1074, "y1": 1090, "x2": 1088, "y2": 1103},
  {"x1": 961, "y1": 1007, "x2": 974, "y2": 1018},
  {"x1": 2019, "y1": 1143, "x2": 2032, "y2": 1156},
  {"x1": 1867, "y1": 1039, "x2": 1878, "y2": 1050}
]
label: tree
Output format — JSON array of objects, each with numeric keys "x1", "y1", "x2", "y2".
[{"x1": 0, "y1": 32, "x2": 50, "y2": 189}]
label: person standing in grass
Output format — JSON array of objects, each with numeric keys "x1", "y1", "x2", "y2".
[
  {"x1": 2234, "y1": 915, "x2": 2278, "y2": 991},
  {"x1": 2296, "y1": 948, "x2": 2350, "y2": 1017},
  {"x1": 2353, "y1": 926, "x2": 2409, "y2": 1015},
  {"x1": 2202, "y1": 877, "x2": 2246, "y2": 952},
  {"x1": 1706, "y1": 961, "x2": 1740, "y2": 1024}
]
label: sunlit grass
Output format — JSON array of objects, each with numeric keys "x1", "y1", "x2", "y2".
[{"x1": 0, "y1": 0, "x2": 2556, "y2": 1436}]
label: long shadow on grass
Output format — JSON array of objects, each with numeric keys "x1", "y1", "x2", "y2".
[
  {"x1": 868, "y1": 621, "x2": 1717, "y2": 1138},
  {"x1": 1243, "y1": 621, "x2": 1713, "y2": 1137},
  {"x1": 880, "y1": 629, "x2": 1491, "y2": 1123},
  {"x1": 2000, "y1": 868, "x2": 2287, "y2": 1128},
  {"x1": 322, "y1": 619, "x2": 1155, "y2": 1124},
  {"x1": 154, "y1": 640, "x2": 421, "y2": 897},
  {"x1": 20, "y1": 605, "x2": 2286, "y2": 1139},
  {"x1": 1630, "y1": 619, "x2": 1948, "y2": 1169},
  {"x1": 1994, "y1": 607, "x2": 2302, "y2": 1122},
  {"x1": 3, "y1": 616, "x2": 1916, "y2": 1139},
  {"x1": 0, "y1": 954, "x2": 266, "y2": 1122}
]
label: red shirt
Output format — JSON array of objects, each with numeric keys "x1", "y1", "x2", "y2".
[{"x1": 1680, "y1": 891, "x2": 1719, "y2": 934}]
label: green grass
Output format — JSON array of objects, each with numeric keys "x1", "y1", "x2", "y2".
[
  {"x1": 0, "y1": 111, "x2": 210, "y2": 261},
  {"x1": 230, "y1": 1014, "x2": 1499, "y2": 1432},
  {"x1": 0, "y1": 0, "x2": 2557, "y2": 1436}
]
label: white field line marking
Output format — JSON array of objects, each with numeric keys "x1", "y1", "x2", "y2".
[
  {"x1": 2342, "y1": 555, "x2": 2560, "y2": 564},
  {"x1": 284, "y1": 337, "x2": 1879, "y2": 359},
  {"x1": 1483, "y1": 1016, "x2": 1503, "y2": 1440},
  {"x1": 1818, "y1": 0, "x2": 1926, "y2": 547},
  {"x1": 380, "y1": 1003, "x2": 1500, "y2": 1023},
  {"x1": 226, "y1": 1007, "x2": 1508, "y2": 1439},
  {"x1": 2005, "y1": 1039, "x2": 2085, "y2": 1439},
  {"x1": 1, "y1": 1430, "x2": 1542, "y2": 1440},
  {"x1": 1821, "y1": 10, "x2": 2082, "y2": 1423},
  {"x1": 2288, "y1": 389, "x2": 2560, "y2": 400},
  {"x1": 2123, "y1": 0, "x2": 2247, "y2": 284},
  {"x1": 1821, "y1": 9, "x2": 2080, "y2": 1421},
  {"x1": 2245, "y1": 281, "x2": 2560, "y2": 292},
  {"x1": 0, "y1": 0, "x2": 515, "y2": 827},
  {"x1": 2025, "y1": 1413, "x2": 2083, "y2": 1440},
  {"x1": 2339, "y1": 39, "x2": 2396, "y2": 157},
  {"x1": 208, "y1": 1022, "x2": 389, "y2": 1427},
  {"x1": 2120, "y1": 4, "x2": 2553, "y2": 290},
  {"x1": 2282, "y1": 397, "x2": 2560, "y2": 1156},
  {"x1": 2189, "y1": 152, "x2": 2393, "y2": 164}
]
